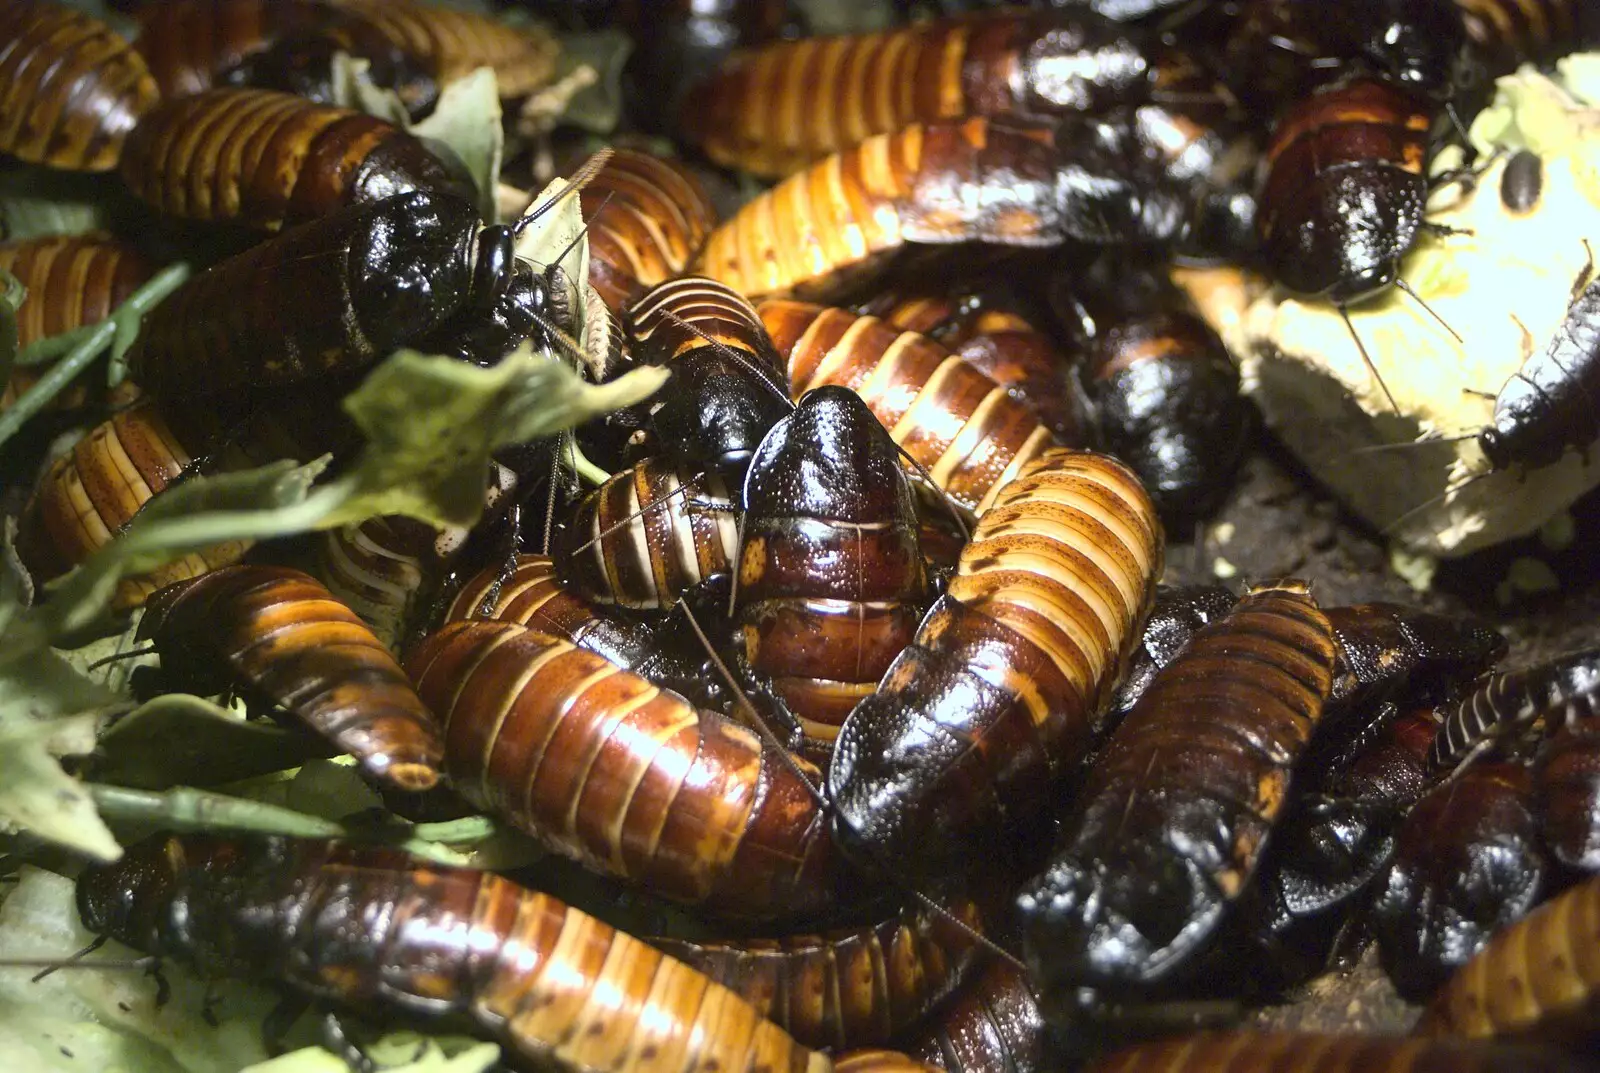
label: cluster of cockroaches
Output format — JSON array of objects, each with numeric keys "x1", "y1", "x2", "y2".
[{"x1": 3, "y1": 0, "x2": 1600, "y2": 1071}]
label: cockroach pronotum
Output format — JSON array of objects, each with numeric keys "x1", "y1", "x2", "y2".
[
  {"x1": 582, "y1": 148, "x2": 719, "y2": 316},
  {"x1": 137, "y1": 565, "x2": 444, "y2": 792},
  {"x1": 1416, "y1": 871, "x2": 1600, "y2": 1042},
  {"x1": 0, "y1": 0, "x2": 160, "y2": 172},
  {"x1": 1370, "y1": 762, "x2": 1549, "y2": 1000},
  {"x1": 76, "y1": 834, "x2": 833, "y2": 1073},
  {"x1": 117, "y1": 87, "x2": 467, "y2": 230},
  {"x1": 1428, "y1": 647, "x2": 1600, "y2": 773},
  {"x1": 903, "y1": 960, "x2": 1047, "y2": 1073},
  {"x1": 333, "y1": 0, "x2": 560, "y2": 101},
  {"x1": 649, "y1": 898, "x2": 984, "y2": 1051},
  {"x1": 1084, "y1": 1030, "x2": 1593, "y2": 1072},
  {"x1": 829, "y1": 448, "x2": 1163, "y2": 877},
  {"x1": 692, "y1": 117, "x2": 1184, "y2": 301},
  {"x1": 1017, "y1": 581, "x2": 1335, "y2": 998},
  {"x1": 758, "y1": 299, "x2": 1057, "y2": 514},
  {"x1": 405, "y1": 619, "x2": 846, "y2": 918},
  {"x1": 735, "y1": 385, "x2": 929, "y2": 754},
  {"x1": 678, "y1": 9, "x2": 1152, "y2": 179}
]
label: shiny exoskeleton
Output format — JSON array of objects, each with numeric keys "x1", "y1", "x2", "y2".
[
  {"x1": 137, "y1": 565, "x2": 444, "y2": 791},
  {"x1": 1429, "y1": 646, "x2": 1600, "y2": 772},
  {"x1": 582, "y1": 149, "x2": 719, "y2": 316},
  {"x1": 1084, "y1": 1030, "x2": 1593, "y2": 1072},
  {"x1": 405, "y1": 619, "x2": 845, "y2": 918},
  {"x1": 830, "y1": 448, "x2": 1163, "y2": 877},
  {"x1": 904, "y1": 960, "x2": 1047, "y2": 1073},
  {"x1": 1104, "y1": 582, "x2": 1239, "y2": 732},
  {"x1": 1535, "y1": 708, "x2": 1600, "y2": 874},
  {"x1": 1499, "y1": 149, "x2": 1544, "y2": 215},
  {"x1": 76, "y1": 834, "x2": 832, "y2": 1073},
  {"x1": 0, "y1": 0, "x2": 160, "y2": 172},
  {"x1": 335, "y1": 0, "x2": 559, "y2": 101},
  {"x1": 1017, "y1": 582, "x2": 1336, "y2": 997}
]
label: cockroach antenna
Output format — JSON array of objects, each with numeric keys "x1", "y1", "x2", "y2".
[
  {"x1": 656, "y1": 307, "x2": 797, "y2": 411},
  {"x1": 510, "y1": 148, "x2": 613, "y2": 236},
  {"x1": 1394, "y1": 278, "x2": 1463, "y2": 343},
  {"x1": 1339, "y1": 302, "x2": 1401, "y2": 414}
]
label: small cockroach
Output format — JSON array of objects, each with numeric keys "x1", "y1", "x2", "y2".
[
  {"x1": 1017, "y1": 581, "x2": 1335, "y2": 997},
  {"x1": 830, "y1": 448, "x2": 1162, "y2": 877},
  {"x1": 903, "y1": 960, "x2": 1047, "y2": 1073},
  {"x1": 405, "y1": 619, "x2": 846, "y2": 918},
  {"x1": 582, "y1": 149, "x2": 719, "y2": 316},
  {"x1": 137, "y1": 564, "x2": 445, "y2": 791},
  {"x1": 76, "y1": 834, "x2": 833, "y2": 1073},
  {"x1": 1429, "y1": 647, "x2": 1600, "y2": 773},
  {"x1": 1499, "y1": 148, "x2": 1544, "y2": 215},
  {"x1": 0, "y1": 0, "x2": 160, "y2": 172},
  {"x1": 1084, "y1": 1030, "x2": 1593, "y2": 1072}
]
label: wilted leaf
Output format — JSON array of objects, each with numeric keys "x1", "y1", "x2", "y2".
[
  {"x1": 411, "y1": 69, "x2": 504, "y2": 222},
  {"x1": 0, "y1": 713, "x2": 120, "y2": 861},
  {"x1": 94, "y1": 696, "x2": 327, "y2": 790},
  {"x1": 552, "y1": 31, "x2": 631, "y2": 134},
  {"x1": 513, "y1": 170, "x2": 590, "y2": 342}
]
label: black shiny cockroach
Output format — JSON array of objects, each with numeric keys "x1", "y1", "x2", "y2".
[
  {"x1": 733, "y1": 385, "x2": 931, "y2": 757},
  {"x1": 1429, "y1": 646, "x2": 1600, "y2": 773},
  {"x1": 136, "y1": 565, "x2": 445, "y2": 792},
  {"x1": 75, "y1": 834, "x2": 832, "y2": 1073},
  {"x1": 0, "y1": 0, "x2": 160, "y2": 172},
  {"x1": 1500, "y1": 148, "x2": 1543, "y2": 214},
  {"x1": 679, "y1": 8, "x2": 1154, "y2": 179},
  {"x1": 1083, "y1": 1030, "x2": 1594, "y2": 1072},
  {"x1": 648, "y1": 897, "x2": 984, "y2": 1051},
  {"x1": 1370, "y1": 761, "x2": 1550, "y2": 1000},
  {"x1": 829, "y1": 448, "x2": 1163, "y2": 878},
  {"x1": 903, "y1": 960, "x2": 1048, "y2": 1073},
  {"x1": 582, "y1": 149, "x2": 720, "y2": 316},
  {"x1": 1016, "y1": 581, "x2": 1335, "y2": 1000}
]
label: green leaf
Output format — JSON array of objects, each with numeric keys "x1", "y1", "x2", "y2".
[
  {"x1": 410, "y1": 68, "x2": 505, "y2": 222},
  {"x1": 93, "y1": 696, "x2": 328, "y2": 790},
  {"x1": 514, "y1": 172, "x2": 590, "y2": 338},
  {"x1": 551, "y1": 32, "x2": 632, "y2": 134},
  {"x1": 0, "y1": 712, "x2": 120, "y2": 861}
]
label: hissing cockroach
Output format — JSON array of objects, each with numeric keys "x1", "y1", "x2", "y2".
[
  {"x1": 833, "y1": 1052, "x2": 943, "y2": 1073},
  {"x1": 0, "y1": 0, "x2": 160, "y2": 172},
  {"x1": 405, "y1": 620, "x2": 845, "y2": 918},
  {"x1": 1416, "y1": 871, "x2": 1600, "y2": 1042},
  {"x1": 904, "y1": 960, "x2": 1047, "y2": 1073},
  {"x1": 1535, "y1": 710, "x2": 1600, "y2": 874},
  {"x1": 550, "y1": 457, "x2": 739, "y2": 612},
  {"x1": 678, "y1": 9, "x2": 1152, "y2": 179},
  {"x1": 829, "y1": 448, "x2": 1163, "y2": 878},
  {"x1": 1083, "y1": 1030, "x2": 1593, "y2": 1072},
  {"x1": 1370, "y1": 762, "x2": 1549, "y2": 1000},
  {"x1": 736, "y1": 386, "x2": 929, "y2": 754},
  {"x1": 1453, "y1": 0, "x2": 1593, "y2": 76},
  {"x1": 1104, "y1": 583, "x2": 1239, "y2": 731},
  {"x1": 1429, "y1": 647, "x2": 1600, "y2": 773},
  {"x1": 649, "y1": 898, "x2": 983, "y2": 1051},
  {"x1": 314, "y1": 515, "x2": 437, "y2": 652},
  {"x1": 118, "y1": 87, "x2": 466, "y2": 230},
  {"x1": 1016, "y1": 581, "x2": 1335, "y2": 997},
  {"x1": 76, "y1": 834, "x2": 831, "y2": 1073},
  {"x1": 138, "y1": 565, "x2": 444, "y2": 791},
  {"x1": 333, "y1": 0, "x2": 560, "y2": 101},
  {"x1": 692, "y1": 117, "x2": 1184, "y2": 301},
  {"x1": 582, "y1": 149, "x2": 719, "y2": 316},
  {"x1": 758, "y1": 300, "x2": 1057, "y2": 514},
  {"x1": 1500, "y1": 148, "x2": 1544, "y2": 215}
]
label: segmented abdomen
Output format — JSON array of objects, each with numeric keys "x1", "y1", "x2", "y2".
[
  {"x1": 904, "y1": 961, "x2": 1046, "y2": 1073},
  {"x1": 132, "y1": 0, "x2": 340, "y2": 97},
  {"x1": 1453, "y1": 0, "x2": 1586, "y2": 74},
  {"x1": 583, "y1": 149, "x2": 719, "y2": 315},
  {"x1": 333, "y1": 0, "x2": 559, "y2": 98}
]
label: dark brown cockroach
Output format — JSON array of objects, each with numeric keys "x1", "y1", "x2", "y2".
[
  {"x1": 734, "y1": 386, "x2": 930, "y2": 756},
  {"x1": 334, "y1": 0, "x2": 560, "y2": 101},
  {"x1": 314, "y1": 516, "x2": 437, "y2": 652},
  {"x1": 137, "y1": 565, "x2": 444, "y2": 791},
  {"x1": 1534, "y1": 709, "x2": 1600, "y2": 874},
  {"x1": 1429, "y1": 647, "x2": 1600, "y2": 773},
  {"x1": 758, "y1": 300, "x2": 1058, "y2": 514},
  {"x1": 582, "y1": 149, "x2": 719, "y2": 316},
  {"x1": 648, "y1": 898, "x2": 983, "y2": 1051},
  {"x1": 1416, "y1": 871, "x2": 1600, "y2": 1042},
  {"x1": 0, "y1": 0, "x2": 160, "y2": 172},
  {"x1": 903, "y1": 960, "x2": 1048, "y2": 1073},
  {"x1": 1103, "y1": 582, "x2": 1239, "y2": 732},
  {"x1": 692, "y1": 117, "x2": 1184, "y2": 301},
  {"x1": 829, "y1": 448, "x2": 1163, "y2": 878},
  {"x1": 76, "y1": 834, "x2": 832, "y2": 1073},
  {"x1": 405, "y1": 619, "x2": 846, "y2": 918},
  {"x1": 1370, "y1": 761, "x2": 1549, "y2": 1000},
  {"x1": 1016, "y1": 581, "x2": 1335, "y2": 998},
  {"x1": 1323, "y1": 602, "x2": 1507, "y2": 713},
  {"x1": 549, "y1": 457, "x2": 739, "y2": 612},
  {"x1": 118, "y1": 87, "x2": 466, "y2": 230},
  {"x1": 678, "y1": 9, "x2": 1152, "y2": 179},
  {"x1": 1499, "y1": 148, "x2": 1543, "y2": 215},
  {"x1": 0, "y1": 233, "x2": 154, "y2": 410},
  {"x1": 1083, "y1": 1030, "x2": 1593, "y2": 1072}
]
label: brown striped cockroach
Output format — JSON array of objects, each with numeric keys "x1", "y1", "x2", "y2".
[
  {"x1": 1084, "y1": 1030, "x2": 1592, "y2": 1072},
  {"x1": 1016, "y1": 581, "x2": 1335, "y2": 999},
  {"x1": 137, "y1": 565, "x2": 445, "y2": 792},
  {"x1": 333, "y1": 0, "x2": 560, "y2": 101},
  {"x1": 1427, "y1": 648, "x2": 1600, "y2": 773},
  {"x1": 0, "y1": 0, "x2": 160, "y2": 172},
  {"x1": 904, "y1": 960, "x2": 1048, "y2": 1073},
  {"x1": 649, "y1": 897, "x2": 984, "y2": 1051},
  {"x1": 829, "y1": 448, "x2": 1163, "y2": 878},
  {"x1": 582, "y1": 149, "x2": 720, "y2": 316},
  {"x1": 758, "y1": 299, "x2": 1057, "y2": 514},
  {"x1": 75, "y1": 834, "x2": 833, "y2": 1073},
  {"x1": 117, "y1": 87, "x2": 467, "y2": 230},
  {"x1": 678, "y1": 9, "x2": 1152, "y2": 179},
  {"x1": 404, "y1": 619, "x2": 847, "y2": 918},
  {"x1": 691, "y1": 117, "x2": 1184, "y2": 301}
]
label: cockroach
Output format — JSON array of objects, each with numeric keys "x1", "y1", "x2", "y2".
[
  {"x1": 692, "y1": 117, "x2": 1185, "y2": 301},
  {"x1": 829, "y1": 448, "x2": 1163, "y2": 878},
  {"x1": 678, "y1": 9, "x2": 1153, "y2": 179},
  {"x1": 1370, "y1": 761, "x2": 1549, "y2": 1000},
  {"x1": 1324, "y1": 602, "x2": 1507, "y2": 711},
  {"x1": 1534, "y1": 709, "x2": 1600, "y2": 874},
  {"x1": 118, "y1": 87, "x2": 468, "y2": 230},
  {"x1": 833, "y1": 1052, "x2": 943, "y2": 1073},
  {"x1": 314, "y1": 516, "x2": 437, "y2": 652},
  {"x1": 1429, "y1": 647, "x2": 1600, "y2": 773},
  {"x1": 137, "y1": 565, "x2": 444, "y2": 792},
  {"x1": 1499, "y1": 148, "x2": 1543, "y2": 215},
  {"x1": 1416, "y1": 871, "x2": 1600, "y2": 1042},
  {"x1": 334, "y1": 0, "x2": 560, "y2": 101},
  {"x1": 648, "y1": 898, "x2": 983, "y2": 1051},
  {"x1": 758, "y1": 299, "x2": 1058, "y2": 514},
  {"x1": 1453, "y1": 0, "x2": 1592, "y2": 77},
  {"x1": 903, "y1": 960, "x2": 1047, "y2": 1073},
  {"x1": 582, "y1": 149, "x2": 719, "y2": 316},
  {"x1": 1016, "y1": 581, "x2": 1335, "y2": 997},
  {"x1": 1084, "y1": 1030, "x2": 1593, "y2": 1072},
  {"x1": 734, "y1": 386, "x2": 930, "y2": 755},
  {"x1": 1103, "y1": 582, "x2": 1238, "y2": 732},
  {"x1": 0, "y1": 0, "x2": 160, "y2": 172},
  {"x1": 75, "y1": 834, "x2": 832, "y2": 1073},
  {"x1": 405, "y1": 619, "x2": 846, "y2": 918},
  {"x1": 549, "y1": 457, "x2": 739, "y2": 612}
]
